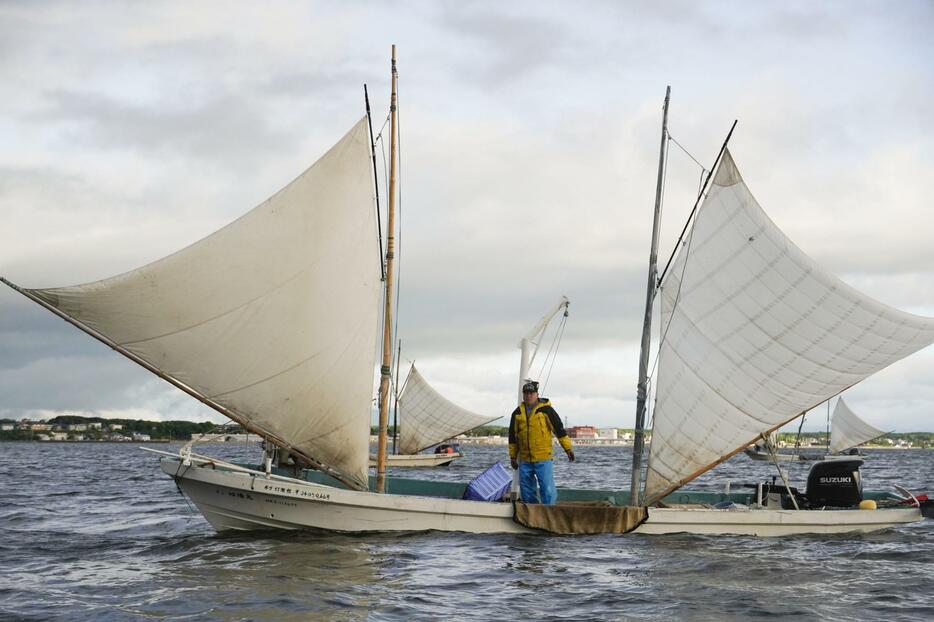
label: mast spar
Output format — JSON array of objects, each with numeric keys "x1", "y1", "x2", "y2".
[
  {"x1": 630, "y1": 86, "x2": 670, "y2": 506},
  {"x1": 376, "y1": 45, "x2": 399, "y2": 493}
]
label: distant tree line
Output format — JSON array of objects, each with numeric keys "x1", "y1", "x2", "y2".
[{"x1": 0, "y1": 415, "x2": 226, "y2": 441}]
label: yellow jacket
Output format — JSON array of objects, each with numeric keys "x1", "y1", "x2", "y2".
[{"x1": 508, "y1": 398, "x2": 573, "y2": 463}]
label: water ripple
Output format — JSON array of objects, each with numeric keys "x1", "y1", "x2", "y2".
[{"x1": 0, "y1": 442, "x2": 932, "y2": 621}]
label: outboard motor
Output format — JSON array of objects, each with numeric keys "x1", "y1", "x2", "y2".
[{"x1": 805, "y1": 459, "x2": 863, "y2": 508}]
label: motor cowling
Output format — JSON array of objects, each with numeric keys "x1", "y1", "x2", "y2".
[{"x1": 805, "y1": 459, "x2": 863, "y2": 508}]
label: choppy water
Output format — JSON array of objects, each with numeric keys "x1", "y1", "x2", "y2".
[{"x1": 1, "y1": 441, "x2": 932, "y2": 621}]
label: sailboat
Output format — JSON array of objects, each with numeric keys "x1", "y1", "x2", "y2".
[
  {"x1": 742, "y1": 432, "x2": 802, "y2": 462},
  {"x1": 368, "y1": 364, "x2": 499, "y2": 468},
  {"x1": 744, "y1": 397, "x2": 888, "y2": 462},
  {"x1": 827, "y1": 397, "x2": 888, "y2": 456},
  {"x1": 372, "y1": 295, "x2": 569, "y2": 469},
  {"x1": 4, "y1": 56, "x2": 931, "y2": 534}
]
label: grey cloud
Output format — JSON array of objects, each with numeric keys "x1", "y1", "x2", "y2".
[
  {"x1": 2, "y1": 2, "x2": 933, "y2": 430},
  {"x1": 31, "y1": 88, "x2": 298, "y2": 174}
]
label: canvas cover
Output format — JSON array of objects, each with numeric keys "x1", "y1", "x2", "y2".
[
  {"x1": 26, "y1": 119, "x2": 379, "y2": 489},
  {"x1": 513, "y1": 501, "x2": 648, "y2": 534},
  {"x1": 644, "y1": 149, "x2": 934, "y2": 503}
]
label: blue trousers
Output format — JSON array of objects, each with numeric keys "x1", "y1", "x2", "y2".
[{"x1": 518, "y1": 460, "x2": 557, "y2": 505}]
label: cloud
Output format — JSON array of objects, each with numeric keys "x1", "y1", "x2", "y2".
[{"x1": 2, "y1": 2, "x2": 933, "y2": 433}]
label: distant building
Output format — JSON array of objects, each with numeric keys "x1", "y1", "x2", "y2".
[
  {"x1": 68, "y1": 424, "x2": 88, "y2": 432},
  {"x1": 51, "y1": 432, "x2": 68, "y2": 441},
  {"x1": 0, "y1": 424, "x2": 13, "y2": 431},
  {"x1": 88, "y1": 422, "x2": 103, "y2": 430},
  {"x1": 567, "y1": 426, "x2": 598, "y2": 439},
  {"x1": 597, "y1": 428, "x2": 618, "y2": 440},
  {"x1": 108, "y1": 424, "x2": 123, "y2": 431},
  {"x1": 133, "y1": 433, "x2": 151, "y2": 441},
  {"x1": 30, "y1": 423, "x2": 52, "y2": 431}
]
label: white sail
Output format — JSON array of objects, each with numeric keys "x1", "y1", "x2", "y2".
[
  {"x1": 645, "y1": 149, "x2": 934, "y2": 503},
  {"x1": 26, "y1": 118, "x2": 380, "y2": 489},
  {"x1": 830, "y1": 398, "x2": 886, "y2": 454},
  {"x1": 397, "y1": 365, "x2": 499, "y2": 454}
]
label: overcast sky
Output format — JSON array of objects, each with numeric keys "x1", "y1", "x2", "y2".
[{"x1": 2, "y1": 1, "x2": 933, "y2": 432}]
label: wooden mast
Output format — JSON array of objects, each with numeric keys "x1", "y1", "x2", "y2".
[
  {"x1": 630, "y1": 86, "x2": 670, "y2": 506},
  {"x1": 376, "y1": 45, "x2": 399, "y2": 493}
]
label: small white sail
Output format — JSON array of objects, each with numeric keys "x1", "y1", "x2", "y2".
[
  {"x1": 645, "y1": 149, "x2": 934, "y2": 503},
  {"x1": 830, "y1": 398, "x2": 886, "y2": 454},
  {"x1": 25, "y1": 119, "x2": 380, "y2": 489},
  {"x1": 397, "y1": 365, "x2": 499, "y2": 455}
]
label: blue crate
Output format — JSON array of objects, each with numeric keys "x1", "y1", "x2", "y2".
[{"x1": 462, "y1": 461, "x2": 513, "y2": 502}]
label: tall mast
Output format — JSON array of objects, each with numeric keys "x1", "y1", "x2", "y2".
[
  {"x1": 630, "y1": 86, "x2": 670, "y2": 506},
  {"x1": 376, "y1": 45, "x2": 399, "y2": 493},
  {"x1": 392, "y1": 339, "x2": 402, "y2": 455}
]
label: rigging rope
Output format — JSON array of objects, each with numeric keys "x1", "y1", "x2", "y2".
[
  {"x1": 538, "y1": 312, "x2": 568, "y2": 394},
  {"x1": 668, "y1": 133, "x2": 707, "y2": 173},
  {"x1": 391, "y1": 81, "x2": 404, "y2": 396},
  {"x1": 793, "y1": 413, "x2": 807, "y2": 459}
]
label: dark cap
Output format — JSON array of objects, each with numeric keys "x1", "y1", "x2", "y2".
[{"x1": 522, "y1": 380, "x2": 539, "y2": 394}]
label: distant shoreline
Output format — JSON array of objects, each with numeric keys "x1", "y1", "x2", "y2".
[{"x1": 0, "y1": 439, "x2": 173, "y2": 444}]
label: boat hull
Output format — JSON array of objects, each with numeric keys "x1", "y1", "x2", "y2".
[
  {"x1": 368, "y1": 452, "x2": 463, "y2": 468},
  {"x1": 743, "y1": 448, "x2": 802, "y2": 462},
  {"x1": 639, "y1": 506, "x2": 920, "y2": 536},
  {"x1": 161, "y1": 456, "x2": 923, "y2": 536},
  {"x1": 161, "y1": 457, "x2": 527, "y2": 533}
]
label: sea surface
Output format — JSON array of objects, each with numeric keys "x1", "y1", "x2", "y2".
[{"x1": 1, "y1": 441, "x2": 932, "y2": 621}]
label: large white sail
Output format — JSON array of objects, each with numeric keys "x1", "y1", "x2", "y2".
[
  {"x1": 397, "y1": 365, "x2": 499, "y2": 454},
  {"x1": 25, "y1": 119, "x2": 380, "y2": 489},
  {"x1": 645, "y1": 149, "x2": 934, "y2": 503},
  {"x1": 830, "y1": 398, "x2": 886, "y2": 454}
]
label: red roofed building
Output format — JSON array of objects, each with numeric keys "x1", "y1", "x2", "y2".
[{"x1": 567, "y1": 425, "x2": 598, "y2": 439}]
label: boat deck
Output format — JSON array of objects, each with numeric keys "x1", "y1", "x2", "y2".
[{"x1": 259, "y1": 464, "x2": 900, "y2": 507}]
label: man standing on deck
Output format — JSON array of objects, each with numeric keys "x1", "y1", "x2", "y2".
[{"x1": 508, "y1": 380, "x2": 575, "y2": 504}]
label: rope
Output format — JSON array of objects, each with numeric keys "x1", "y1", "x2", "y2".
[
  {"x1": 793, "y1": 413, "x2": 806, "y2": 459},
  {"x1": 540, "y1": 313, "x2": 568, "y2": 394},
  {"x1": 763, "y1": 433, "x2": 800, "y2": 510},
  {"x1": 668, "y1": 132, "x2": 707, "y2": 172},
  {"x1": 645, "y1": 220, "x2": 696, "y2": 407},
  {"x1": 391, "y1": 81, "x2": 403, "y2": 393}
]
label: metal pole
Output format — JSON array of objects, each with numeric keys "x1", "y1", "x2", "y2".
[
  {"x1": 630, "y1": 86, "x2": 670, "y2": 506},
  {"x1": 376, "y1": 45, "x2": 398, "y2": 493}
]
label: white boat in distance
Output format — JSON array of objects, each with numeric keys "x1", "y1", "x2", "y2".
[
  {"x1": 745, "y1": 398, "x2": 889, "y2": 462},
  {"x1": 369, "y1": 452, "x2": 462, "y2": 468},
  {"x1": 367, "y1": 364, "x2": 499, "y2": 468},
  {"x1": 5, "y1": 58, "x2": 931, "y2": 535}
]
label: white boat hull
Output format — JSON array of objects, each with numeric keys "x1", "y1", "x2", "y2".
[
  {"x1": 638, "y1": 506, "x2": 920, "y2": 536},
  {"x1": 160, "y1": 456, "x2": 923, "y2": 537},
  {"x1": 743, "y1": 448, "x2": 802, "y2": 462},
  {"x1": 368, "y1": 452, "x2": 463, "y2": 468},
  {"x1": 161, "y1": 456, "x2": 527, "y2": 534}
]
